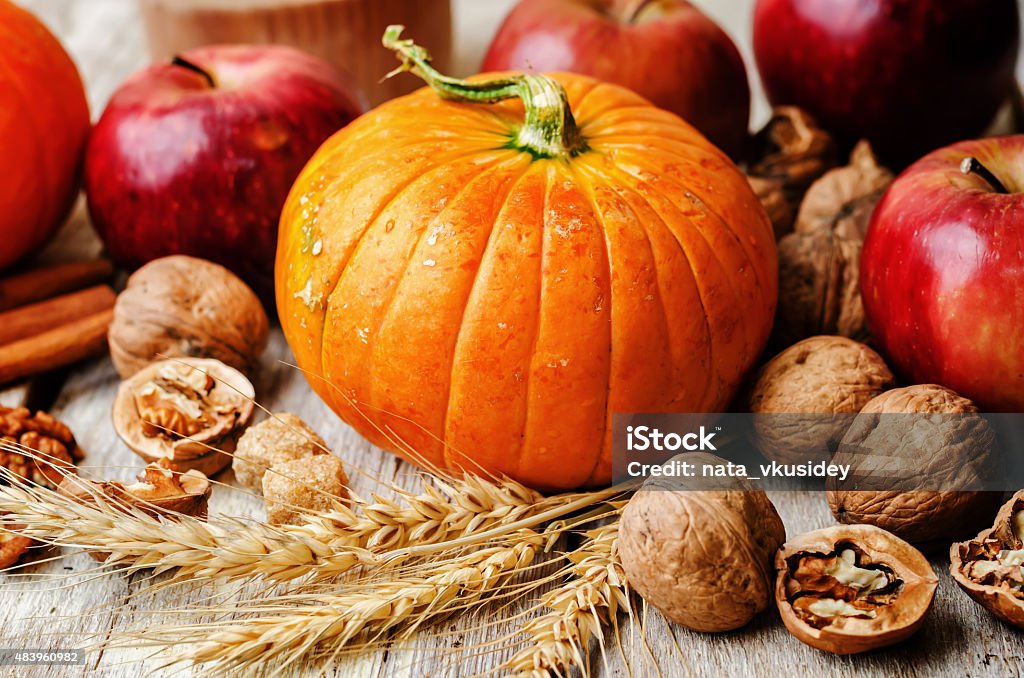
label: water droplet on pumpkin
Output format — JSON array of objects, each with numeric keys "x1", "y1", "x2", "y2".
[
  {"x1": 312, "y1": 240, "x2": 323, "y2": 256},
  {"x1": 385, "y1": 219, "x2": 396, "y2": 233},
  {"x1": 357, "y1": 327, "x2": 370, "y2": 344},
  {"x1": 424, "y1": 259, "x2": 436, "y2": 267},
  {"x1": 427, "y1": 233, "x2": 438, "y2": 246}
]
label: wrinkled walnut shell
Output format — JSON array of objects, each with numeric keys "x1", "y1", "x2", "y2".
[
  {"x1": 795, "y1": 142, "x2": 893, "y2": 241},
  {"x1": 233, "y1": 413, "x2": 328, "y2": 493},
  {"x1": 776, "y1": 524, "x2": 937, "y2": 654},
  {"x1": 113, "y1": 358, "x2": 255, "y2": 476},
  {"x1": 109, "y1": 255, "x2": 269, "y2": 378},
  {"x1": 749, "y1": 337, "x2": 895, "y2": 464},
  {"x1": 776, "y1": 229, "x2": 865, "y2": 347},
  {"x1": 827, "y1": 385, "x2": 1001, "y2": 550},
  {"x1": 950, "y1": 490, "x2": 1024, "y2": 628},
  {"x1": 263, "y1": 454, "x2": 349, "y2": 526},
  {"x1": 773, "y1": 143, "x2": 892, "y2": 347},
  {"x1": 618, "y1": 453, "x2": 786, "y2": 632},
  {"x1": 747, "y1": 107, "x2": 838, "y2": 239}
]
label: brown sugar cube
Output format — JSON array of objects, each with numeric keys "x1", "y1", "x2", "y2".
[
  {"x1": 233, "y1": 413, "x2": 327, "y2": 492},
  {"x1": 263, "y1": 454, "x2": 349, "y2": 526}
]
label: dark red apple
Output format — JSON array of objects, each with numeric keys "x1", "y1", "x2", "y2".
[
  {"x1": 85, "y1": 45, "x2": 363, "y2": 300},
  {"x1": 483, "y1": 0, "x2": 750, "y2": 158},
  {"x1": 862, "y1": 136, "x2": 1024, "y2": 412},
  {"x1": 753, "y1": 0, "x2": 1020, "y2": 168}
]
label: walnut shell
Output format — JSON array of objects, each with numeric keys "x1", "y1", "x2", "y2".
[
  {"x1": 794, "y1": 141, "x2": 893, "y2": 241},
  {"x1": 950, "y1": 490, "x2": 1024, "y2": 628},
  {"x1": 772, "y1": 143, "x2": 892, "y2": 347},
  {"x1": 827, "y1": 385, "x2": 1001, "y2": 550},
  {"x1": 775, "y1": 524, "x2": 937, "y2": 654},
  {"x1": 749, "y1": 337, "x2": 895, "y2": 464},
  {"x1": 113, "y1": 358, "x2": 255, "y2": 476},
  {"x1": 109, "y1": 255, "x2": 269, "y2": 378},
  {"x1": 58, "y1": 460, "x2": 211, "y2": 562},
  {"x1": 262, "y1": 454, "x2": 349, "y2": 526},
  {"x1": 618, "y1": 453, "x2": 786, "y2": 632},
  {"x1": 775, "y1": 229, "x2": 865, "y2": 347},
  {"x1": 233, "y1": 413, "x2": 328, "y2": 492},
  {"x1": 747, "y1": 106, "x2": 838, "y2": 239}
]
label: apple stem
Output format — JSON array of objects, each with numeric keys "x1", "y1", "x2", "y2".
[
  {"x1": 623, "y1": 0, "x2": 657, "y2": 23},
  {"x1": 960, "y1": 157, "x2": 1009, "y2": 194},
  {"x1": 170, "y1": 56, "x2": 216, "y2": 89},
  {"x1": 381, "y1": 25, "x2": 588, "y2": 160}
]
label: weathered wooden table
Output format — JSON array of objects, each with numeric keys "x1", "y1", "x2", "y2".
[{"x1": 3, "y1": 2, "x2": 1022, "y2": 676}]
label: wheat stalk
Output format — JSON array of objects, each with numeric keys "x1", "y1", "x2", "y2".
[
  {"x1": 0, "y1": 466, "x2": 615, "y2": 585},
  {"x1": 113, "y1": 529, "x2": 548, "y2": 672},
  {"x1": 505, "y1": 517, "x2": 630, "y2": 677}
]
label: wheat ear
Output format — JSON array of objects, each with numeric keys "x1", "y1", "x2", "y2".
[
  {"x1": 115, "y1": 529, "x2": 548, "y2": 671},
  {"x1": 0, "y1": 468, "x2": 612, "y2": 584},
  {"x1": 505, "y1": 517, "x2": 629, "y2": 677}
]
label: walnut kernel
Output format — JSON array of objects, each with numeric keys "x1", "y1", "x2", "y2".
[
  {"x1": 0, "y1": 407, "x2": 81, "y2": 489},
  {"x1": 113, "y1": 358, "x2": 255, "y2": 476}
]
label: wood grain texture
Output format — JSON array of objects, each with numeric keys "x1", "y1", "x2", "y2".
[{"x1": 3, "y1": 2, "x2": 1023, "y2": 677}]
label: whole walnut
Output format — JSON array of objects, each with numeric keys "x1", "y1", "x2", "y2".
[
  {"x1": 827, "y1": 385, "x2": 1002, "y2": 551},
  {"x1": 108, "y1": 256, "x2": 269, "y2": 378},
  {"x1": 749, "y1": 336, "x2": 895, "y2": 465},
  {"x1": 773, "y1": 143, "x2": 893, "y2": 347},
  {"x1": 618, "y1": 453, "x2": 786, "y2": 632}
]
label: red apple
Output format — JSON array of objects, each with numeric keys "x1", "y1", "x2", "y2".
[
  {"x1": 483, "y1": 0, "x2": 750, "y2": 159},
  {"x1": 862, "y1": 136, "x2": 1024, "y2": 412},
  {"x1": 753, "y1": 0, "x2": 1020, "y2": 168},
  {"x1": 85, "y1": 45, "x2": 364, "y2": 300}
]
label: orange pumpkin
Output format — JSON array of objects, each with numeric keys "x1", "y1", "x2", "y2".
[
  {"x1": 277, "y1": 28, "x2": 776, "y2": 490},
  {"x1": 0, "y1": 1, "x2": 90, "y2": 270}
]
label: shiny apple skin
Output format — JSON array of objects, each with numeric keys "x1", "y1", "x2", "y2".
[
  {"x1": 85, "y1": 45, "x2": 364, "y2": 300},
  {"x1": 483, "y1": 0, "x2": 750, "y2": 159},
  {"x1": 753, "y1": 0, "x2": 1019, "y2": 168},
  {"x1": 862, "y1": 137, "x2": 1024, "y2": 412}
]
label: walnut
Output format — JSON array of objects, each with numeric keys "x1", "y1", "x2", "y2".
[
  {"x1": 113, "y1": 358, "x2": 255, "y2": 476},
  {"x1": 108, "y1": 255, "x2": 269, "y2": 379},
  {"x1": 233, "y1": 413, "x2": 328, "y2": 492},
  {"x1": 827, "y1": 385, "x2": 1001, "y2": 550},
  {"x1": 951, "y1": 490, "x2": 1024, "y2": 628},
  {"x1": 776, "y1": 524, "x2": 937, "y2": 654},
  {"x1": 262, "y1": 454, "x2": 349, "y2": 526},
  {"x1": 0, "y1": 523, "x2": 32, "y2": 569},
  {"x1": 618, "y1": 453, "x2": 786, "y2": 632},
  {"x1": 0, "y1": 407, "x2": 82, "y2": 489},
  {"x1": 795, "y1": 142, "x2": 894, "y2": 240},
  {"x1": 59, "y1": 459, "x2": 211, "y2": 562},
  {"x1": 747, "y1": 107, "x2": 838, "y2": 239},
  {"x1": 773, "y1": 143, "x2": 893, "y2": 347},
  {"x1": 59, "y1": 459, "x2": 212, "y2": 519},
  {"x1": 749, "y1": 336, "x2": 895, "y2": 465},
  {"x1": 746, "y1": 175, "x2": 793, "y2": 239}
]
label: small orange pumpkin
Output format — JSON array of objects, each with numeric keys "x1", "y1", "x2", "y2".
[
  {"x1": 0, "y1": 1, "x2": 90, "y2": 270},
  {"x1": 277, "y1": 28, "x2": 776, "y2": 490}
]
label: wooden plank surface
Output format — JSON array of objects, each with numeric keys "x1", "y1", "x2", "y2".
[{"x1": 3, "y1": 2, "x2": 1023, "y2": 677}]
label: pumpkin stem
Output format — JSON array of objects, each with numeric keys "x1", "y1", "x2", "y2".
[{"x1": 382, "y1": 25, "x2": 589, "y2": 159}]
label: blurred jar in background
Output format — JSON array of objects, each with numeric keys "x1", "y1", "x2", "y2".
[{"x1": 138, "y1": 0, "x2": 451, "y2": 106}]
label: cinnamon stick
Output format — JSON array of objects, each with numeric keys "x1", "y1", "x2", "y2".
[
  {"x1": 0, "y1": 309, "x2": 113, "y2": 385},
  {"x1": 0, "y1": 260, "x2": 114, "y2": 313},
  {"x1": 0, "y1": 285, "x2": 116, "y2": 347}
]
